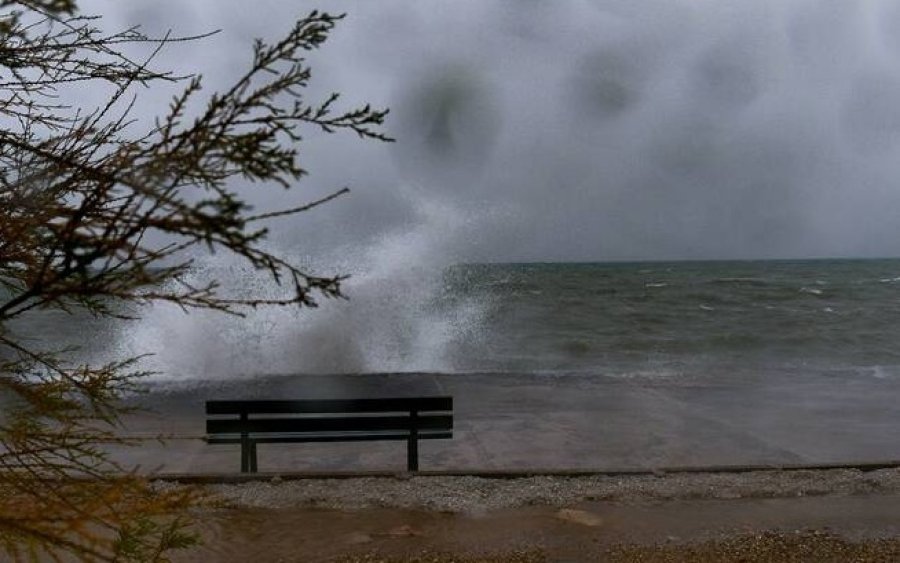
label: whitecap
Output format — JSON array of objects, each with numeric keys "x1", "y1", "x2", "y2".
[
  {"x1": 867, "y1": 365, "x2": 900, "y2": 379},
  {"x1": 607, "y1": 368, "x2": 681, "y2": 380}
]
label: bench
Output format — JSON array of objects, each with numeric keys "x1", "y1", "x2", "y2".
[{"x1": 205, "y1": 397, "x2": 453, "y2": 473}]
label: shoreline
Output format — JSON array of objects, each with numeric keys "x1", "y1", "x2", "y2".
[
  {"x1": 164, "y1": 467, "x2": 900, "y2": 512},
  {"x1": 152, "y1": 458, "x2": 900, "y2": 483}
]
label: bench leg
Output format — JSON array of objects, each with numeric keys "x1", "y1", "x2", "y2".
[
  {"x1": 250, "y1": 441, "x2": 258, "y2": 473},
  {"x1": 407, "y1": 410, "x2": 419, "y2": 472},
  {"x1": 407, "y1": 438, "x2": 418, "y2": 472},
  {"x1": 240, "y1": 414, "x2": 250, "y2": 473},
  {"x1": 240, "y1": 431, "x2": 251, "y2": 473}
]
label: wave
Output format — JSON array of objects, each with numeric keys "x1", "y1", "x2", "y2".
[
  {"x1": 708, "y1": 277, "x2": 771, "y2": 286},
  {"x1": 105, "y1": 191, "x2": 492, "y2": 382}
]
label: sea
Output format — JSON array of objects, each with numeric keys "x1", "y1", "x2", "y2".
[
  {"x1": 10, "y1": 258, "x2": 900, "y2": 385},
  {"x1": 443, "y1": 259, "x2": 900, "y2": 380}
]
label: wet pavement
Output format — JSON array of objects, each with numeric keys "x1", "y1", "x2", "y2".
[{"x1": 113, "y1": 372, "x2": 900, "y2": 474}]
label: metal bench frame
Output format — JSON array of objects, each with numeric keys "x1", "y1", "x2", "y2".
[{"x1": 205, "y1": 397, "x2": 453, "y2": 472}]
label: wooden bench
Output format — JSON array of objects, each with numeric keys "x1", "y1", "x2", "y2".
[{"x1": 205, "y1": 397, "x2": 453, "y2": 473}]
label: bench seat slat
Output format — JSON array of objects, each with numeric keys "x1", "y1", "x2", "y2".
[
  {"x1": 206, "y1": 397, "x2": 452, "y2": 415},
  {"x1": 206, "y1": 414, "x2": 452, "y2": 435},
  {"x1": 206, "y1": 431, "x2": 452, "y2": 444}
]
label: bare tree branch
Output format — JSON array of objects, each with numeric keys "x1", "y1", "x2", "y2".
[{"x1": 0, "y1": 3, "x2": 391, "y2": 560}]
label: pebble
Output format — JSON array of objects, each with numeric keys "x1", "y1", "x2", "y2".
[
  {"x1": 181, "y1": 467, "x2": 900, "y2": 513},
  {"x1": 555, "y1": 508, "x2": 604, "y2": 527}
]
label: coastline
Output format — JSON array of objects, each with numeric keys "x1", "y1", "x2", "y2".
[{"x1": 170, "y1": 467, "x2": 900, "y2": 511}]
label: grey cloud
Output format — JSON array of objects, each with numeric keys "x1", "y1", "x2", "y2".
[
  {"x1": 392, "y1": 64, "x2": 501, "y2": 192},
  {"x1": 73, "y1": 0, "x2": 900, "y2": 262}
]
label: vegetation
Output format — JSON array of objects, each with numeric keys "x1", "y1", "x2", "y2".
[{"x1": 0, "y1": 0, "x2": 390, "y2": 560}]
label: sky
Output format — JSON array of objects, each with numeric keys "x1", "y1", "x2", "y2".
[{"x1": 77, "y1": 0, "x2": 900, "y2": 263}]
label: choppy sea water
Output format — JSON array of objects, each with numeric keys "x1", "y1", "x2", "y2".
[
  {"x1": 10, "y1": 259, "x2": 900, "y2": 383},
  {"x1": 443, "y1": 259, "x2": 900, "y2": 379}
]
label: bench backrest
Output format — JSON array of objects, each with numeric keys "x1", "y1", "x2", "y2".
[{"x1": 205, "y1": 397, "x2": 453, "y2": 436}]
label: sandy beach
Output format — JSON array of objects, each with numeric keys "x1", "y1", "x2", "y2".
[{"x1": 163, "y1": 468, "x2": 900, "y2": 562}]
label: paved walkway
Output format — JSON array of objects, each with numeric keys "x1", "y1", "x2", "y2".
[{"x1": 114, "y1": 372, "x2": 900, "y2": 474}]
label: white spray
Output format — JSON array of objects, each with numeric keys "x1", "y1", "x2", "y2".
[{"x1": 107, "y1": 189, "x2": 491, "y2": 381}]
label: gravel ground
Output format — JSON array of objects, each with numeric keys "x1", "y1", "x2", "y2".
[
  {"x1": 163, "y1": 469, "x2": 900, "y2": 562},
  {"x1": 602, "y1": 531, "x2": 900, "y2": 562},
  {"x1": 176, "y1": 467, "x2": 900, "y2": 513},
  {"x1": 331, "y1": 532, "x2": 900, "y2": 563}
]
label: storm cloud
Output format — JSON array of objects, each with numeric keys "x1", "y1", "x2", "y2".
[{"x1": 79, "y1": 0, "x2": 900, "y2": 263}]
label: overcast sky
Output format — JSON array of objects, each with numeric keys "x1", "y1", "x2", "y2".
[{"x1": 77, "y1": 0, "x2": 900, "y2": 263}]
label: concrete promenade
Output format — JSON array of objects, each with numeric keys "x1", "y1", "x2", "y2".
[{"x1": 113, "y1": 372, "x2": 900, "y2": 475}]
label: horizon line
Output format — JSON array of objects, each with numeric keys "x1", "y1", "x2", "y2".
[{"x1": 459, "y1": 256, "x2": 900, "y2": 266}]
